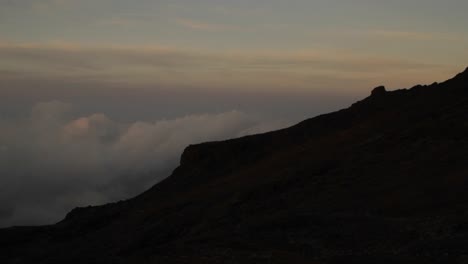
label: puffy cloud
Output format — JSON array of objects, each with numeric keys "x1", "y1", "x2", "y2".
[{"x1": 0, "y1": 101, "x2": 289, "y2": 227}]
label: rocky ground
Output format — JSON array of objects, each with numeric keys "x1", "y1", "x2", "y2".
[{"x1": 2, "y1": 68, "x2": 468, "y2": 263}]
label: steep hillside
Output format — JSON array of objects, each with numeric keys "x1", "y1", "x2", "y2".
[{"x1": 2, "y1": 68, "x2": 468, "y2": 263}]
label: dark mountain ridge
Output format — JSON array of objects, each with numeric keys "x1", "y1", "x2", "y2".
[{"x1": 2, "y1": 68, "x2": 468, "y2": 263}]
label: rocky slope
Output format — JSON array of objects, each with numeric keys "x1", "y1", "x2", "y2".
[{"x1": 2, "y1": 68, "x2": 468, "y2": 263}]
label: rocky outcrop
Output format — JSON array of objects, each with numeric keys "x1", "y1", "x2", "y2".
[{"x1": 371, "y1": 85, "x2": 386, "y2": 96}]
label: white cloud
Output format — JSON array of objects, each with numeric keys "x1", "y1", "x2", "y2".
[{"x1": 0, "y1": 101, "x2": 289, "y2": 227}]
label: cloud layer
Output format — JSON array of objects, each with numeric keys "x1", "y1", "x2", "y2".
[{"x1": 0, "y1": 101, "x2": 288, "y2": 227}]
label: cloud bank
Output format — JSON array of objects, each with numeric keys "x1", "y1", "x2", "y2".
[{"x1": 0, "y1": 101, "x2": 288, "y2": 227}]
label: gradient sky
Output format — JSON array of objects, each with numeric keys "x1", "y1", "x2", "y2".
[
  {"x1": 1, "y1": 0, "x2": 468, "y2": 226},
  {"x1": 1, "y1": 0, "x2": 467, "y2": 107}
]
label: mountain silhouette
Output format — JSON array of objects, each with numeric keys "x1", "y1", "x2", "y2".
[{"x1": 2, "y1": 68, "x2": 468, "y2": 263}]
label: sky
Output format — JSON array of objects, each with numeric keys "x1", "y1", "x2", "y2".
[{"x1": 0, "y1": 0, "x2": 467, "y2": 227}]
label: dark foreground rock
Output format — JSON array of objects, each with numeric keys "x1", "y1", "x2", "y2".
[{"x1": 2, "y1": 68, "x2": 468, "y2": 263}]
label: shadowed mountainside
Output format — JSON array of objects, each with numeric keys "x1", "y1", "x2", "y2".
[{"x1": 2, "y1": 68, "x2": 468, "y2": 263}]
